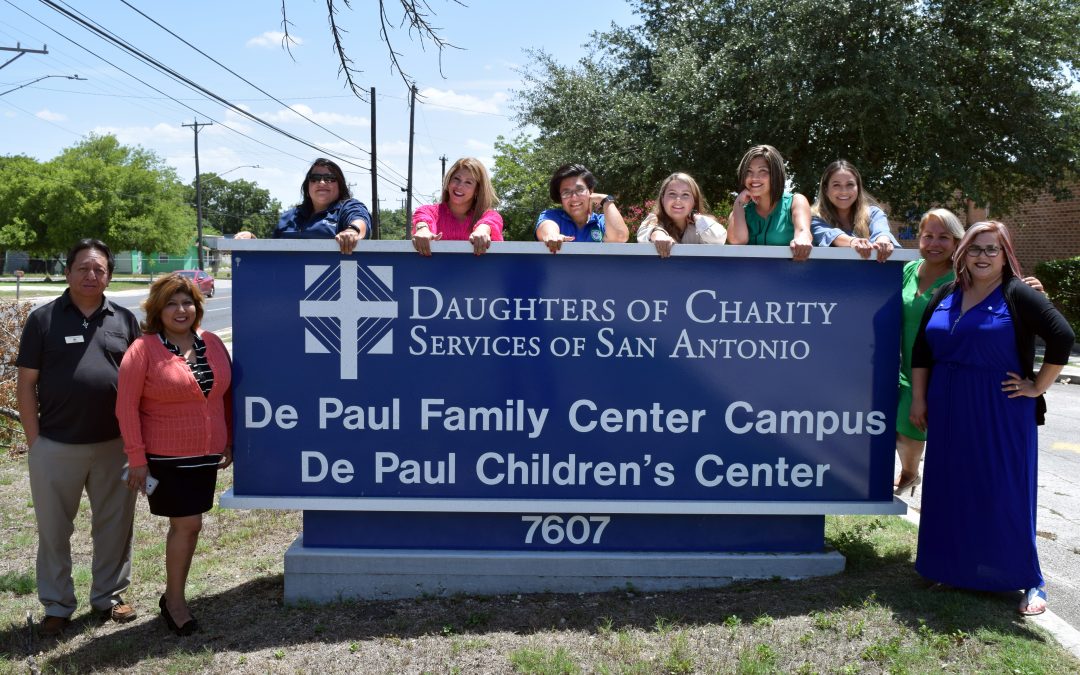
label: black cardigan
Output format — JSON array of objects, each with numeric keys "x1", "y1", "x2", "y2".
[{"x1": 912, "y1": 274, "x2": 1075, "y2": 425}]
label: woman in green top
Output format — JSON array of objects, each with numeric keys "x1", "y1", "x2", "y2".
[
  {"x1": 895, "y1": 209, "x2": 1045, "y2": 494},
  {"x1": 894, "y1": 209, "x2": 962, "y2": 494},
  {"x1": 727, "y1": 145, "x2": 812, "y2": 260}
]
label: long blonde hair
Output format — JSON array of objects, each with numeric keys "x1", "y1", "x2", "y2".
[
  {"x1": 440, "y1": 157, "x2": 497, "y2": 225},
  {"x1": 811, "y1": 160, "x2": 879, "y2": 238}
]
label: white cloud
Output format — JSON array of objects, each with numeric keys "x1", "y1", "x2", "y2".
[
  {"x1": 246, "y1": 31, "x2": 302, "y2": 49},
  {"x1": 417, "y1": 88, "x2": 507, "y2": 116},
  {"x1": 36, "y1": 109, "x2": 67, "y2": 122},
  {"x1": 92, "y1": 122, "x2": 189, "y2": 145},
  {"x1": 260, "y1": 104, "x2": 369, "y2": 128}
]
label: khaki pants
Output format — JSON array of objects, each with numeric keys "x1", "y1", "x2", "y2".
[{"x1": 28, "y1": 435, "x2": 136, "y2": 618}]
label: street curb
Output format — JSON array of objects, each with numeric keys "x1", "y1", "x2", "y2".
[{"x1": 897, "y1": 512, "x2": 1080, "y2": 660}]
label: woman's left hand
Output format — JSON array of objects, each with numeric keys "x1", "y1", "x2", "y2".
[
  {"x1": 849, "y1": 237, "x2": 874, "y2": 259},
  {"x1": 335, "y1": 227, "x2": 361, "y2": 254},
  {"x1": 1002, "y1": 371, "x2": 1040, "y2": 398},
  {"x1": 789, "y1": 238, "x2": 812, "y2": 262},
  {"x1": 872, "y1": 237, "x2": 894, "y2": 262},
  {"x1": 469, "y1": 225, "x2": 492, "y2": 256},
  {"x1": 218, "y1": 446, "x2": 233, "y2": 470}
]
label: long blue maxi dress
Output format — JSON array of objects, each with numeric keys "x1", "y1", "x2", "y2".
[{"x1": 914, "y1": 286, "x2": 1042, "y2": 591}]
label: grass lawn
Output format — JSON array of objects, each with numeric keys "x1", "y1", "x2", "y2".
[
  {"x1": 0, "y1": 281, "x2": 149, "y2": 301},
  {"x1": 0, "y1": 451, "x2": 1075, "y2": 674}
]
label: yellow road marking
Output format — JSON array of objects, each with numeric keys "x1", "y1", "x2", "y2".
[{"x1": 1051, "y1": 442, "x2": 1080, "y2": 453}]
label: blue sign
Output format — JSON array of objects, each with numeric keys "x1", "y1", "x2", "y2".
[{"x1": 227, "y1": 243, "x2": 907, "y2": 528}]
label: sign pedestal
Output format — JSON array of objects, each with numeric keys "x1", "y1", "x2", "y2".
[{"x1": 283, "y1": 536, "x2": 847, "y2": 603}]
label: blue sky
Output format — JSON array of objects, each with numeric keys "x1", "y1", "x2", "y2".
[{"x1": 1, "y1": 0, "x2": 638, "y2": 214}]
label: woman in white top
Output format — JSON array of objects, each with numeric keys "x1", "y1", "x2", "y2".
[{"x1": 637, "y1": 172, "x2": 727, "y2": 257}]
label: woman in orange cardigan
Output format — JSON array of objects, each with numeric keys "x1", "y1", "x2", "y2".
[{"x1": 117, "y1": 273, "x2": 232, "y2": 636}]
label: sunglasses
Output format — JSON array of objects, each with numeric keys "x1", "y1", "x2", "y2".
[{"x1": 308, "y1": 174, "x2": 338, "y2": 184}]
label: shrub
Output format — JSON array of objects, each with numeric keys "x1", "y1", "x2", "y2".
[
  {"x1": 1033, "y1": 257, "x2": 1080, "y2": 335},
  {"x1": 0, "y1": 300, "x2": 32, "y2": 454}
]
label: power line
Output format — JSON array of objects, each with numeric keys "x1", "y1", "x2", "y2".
[
  {"x1": 7, "y1": 0, "x2": 322, "y2": 170},
  {"x1": 117, "y1": 0, "x2": 408, "y2": 185},
  {"x1": 37, "y1": 0, "x2": 410, "y2": 191}
]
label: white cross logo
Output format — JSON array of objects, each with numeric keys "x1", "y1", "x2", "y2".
[{"x1": 299, "y1": 261, "x2": 397, "y2": 380}]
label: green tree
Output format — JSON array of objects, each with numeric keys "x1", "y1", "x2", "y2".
[
  {"x1": 490, "y1": 135, "x2": 559, "y2": 241},
  {"x1": 376, "y1": 207, "x2": 409, "y2": 241},
  {"x1": 188, "y1": 174, "x2": 281, "y2": 238},
  {"x1": 0, "y1": 134, "x2": 193, "y2": 255},
  {"x1": 508, "y1": 0, "x2": 1080, "y2": 217}
]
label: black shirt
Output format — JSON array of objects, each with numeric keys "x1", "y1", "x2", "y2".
[{"x1": 16, "y1": 289, "x2": 142, "y2": 444}]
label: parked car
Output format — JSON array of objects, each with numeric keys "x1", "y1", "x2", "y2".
[{"x1": 177, "y1": 269, "x2": 215, "y2": 298}]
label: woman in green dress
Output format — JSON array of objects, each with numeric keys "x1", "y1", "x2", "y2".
[
  {"x1": 727, "y1": 145, "x2": 812, "y2": 260},
  {"x1": 895, "y1": 210, "x2": 1045, "y2": 493},
  {"x1": 894, "y1": 209, "x2": 963, "y2": 493}
]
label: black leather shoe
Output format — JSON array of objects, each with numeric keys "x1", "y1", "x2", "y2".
[{"x1": 159, "y1": 594, "x2": 198, "y2": 636}]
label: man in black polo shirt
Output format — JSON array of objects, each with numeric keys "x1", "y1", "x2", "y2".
[{"x1": 16, "y1": 239, "x2": 142, "y2": 637}]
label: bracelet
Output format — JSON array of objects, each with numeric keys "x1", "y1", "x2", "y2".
[
  {"x1": 345, "y1": 224, "x2": 362, "y2": 234},
  {"x1": 414, "y1": 223, "x2": 430, "y2": 231}
]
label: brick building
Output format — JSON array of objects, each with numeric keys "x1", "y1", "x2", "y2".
[
  {"x1": 992, "y1": 181, "x2": 1080, "y2": 274},
  {"x1": 890, "y1": 181, "x2": 1080, "y2": 273}
]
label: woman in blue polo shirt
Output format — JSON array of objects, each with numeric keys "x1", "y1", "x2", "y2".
[
  {"x1": 535, "y1": 164, "x2": 629, "y2": 253},
  {"x1": 236, "y1": 158, "x2": 370, "y2": 254}
]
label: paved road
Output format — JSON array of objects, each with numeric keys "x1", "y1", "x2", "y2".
[
  {"x1": 898, "y1": 380, "x2": 1080, "y2": 629},
  {"x1": 106, "y1": 280, "x2": 233, "y2": 337}
]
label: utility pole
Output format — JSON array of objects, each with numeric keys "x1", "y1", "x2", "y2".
[
  {"x1": 1, "y1": 43, "x2": 47, "y2": 71},
  {"x1": 404, "y1": 83, "x2": 416, "y2": 219},
  {"x1": 370, "y1": 86, "x2": 380, "y2": 239},
  {"x1": 183, "y1": 119, "x2": 213, "y2": 270},
  {"x1": 440, "y1": 155, "x2": 447, "y2": 179}
]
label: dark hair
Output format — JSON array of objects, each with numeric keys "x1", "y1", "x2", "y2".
[
  {"x1": 736, "y1": 145, "x2": 787, "y2": 207},
  {"x1": 142, "y1": 272, "x2": 205, "y2": 334},
  {"x1": 65, "y1": 239, "x2": 115, "y2": 275},
  {"x1": 300, "y1": 158, "x2": 351, "y2": 214},
  {"x1": 548, "y1": 163, "x2": 596, "y2": 203}
]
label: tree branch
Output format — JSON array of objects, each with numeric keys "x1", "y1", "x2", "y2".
[{"x1": 280, "y1": 0, "x2": 463, "y2": 97}]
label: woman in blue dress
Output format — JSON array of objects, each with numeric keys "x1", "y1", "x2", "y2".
[{"x1": 909, "y1": 221, "x2": 1074, "y2": 616}]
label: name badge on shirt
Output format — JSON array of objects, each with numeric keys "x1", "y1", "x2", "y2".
[{"x1": 65, "y1": 335, "x2": 85, "y2": 344}]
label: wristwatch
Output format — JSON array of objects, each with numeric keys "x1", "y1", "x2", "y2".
[{"x1": 598, "y1": 195, "x2": 616, "y2": 210}]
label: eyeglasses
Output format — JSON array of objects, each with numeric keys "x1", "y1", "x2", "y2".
[
  {"x1": 308, "y1": 174, "x2": 338, "y2": 184},
  {"x1": 965, "y1": 245, "x2": 1001, "y2": 258},
  {"x1": 560, "y1": 186, "x2": 588, "y2": 200}
]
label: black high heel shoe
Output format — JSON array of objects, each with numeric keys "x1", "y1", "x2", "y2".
[
  {"x1": 893, "y1": 472, "x2": 922, "y2": 496},
  {"x1": 159, "y1": 594, "x2": 199, "y2": 636}
]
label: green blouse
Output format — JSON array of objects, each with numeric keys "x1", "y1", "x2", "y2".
[
  {"x1": 743, "y1": 192, "x2": 794, "y2": 246},
  {"x1": 899, "y1": 259, "x2": 955, "y2": 387}
]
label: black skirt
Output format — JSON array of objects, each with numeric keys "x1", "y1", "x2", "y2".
[{"x1": 145, "y1": 454, "x2": 223, "y2": 517}]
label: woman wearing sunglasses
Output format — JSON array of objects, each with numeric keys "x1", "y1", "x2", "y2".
[
  {"x1": 909, "y1": 221, "x2": 1074, "y2": 617},
  {"x1": 236, "y1": 158, "x2": 370, "y2": 254}
]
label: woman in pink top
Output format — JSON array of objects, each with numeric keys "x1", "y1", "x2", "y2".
[
  {"x1": 116, "y1": 273, "x2": 232, "y2": 636},
  {"x1": 411, "y1": 156, "x2": 504, "y2": 256}
]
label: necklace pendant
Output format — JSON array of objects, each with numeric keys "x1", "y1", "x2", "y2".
[{"x1": 82, "y1": 319, "x2": 89, "y2": 329}]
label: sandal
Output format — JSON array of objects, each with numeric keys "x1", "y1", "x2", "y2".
[{"x1": 1019, "y1": 586, "x2": 1047, "y2": 616}]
